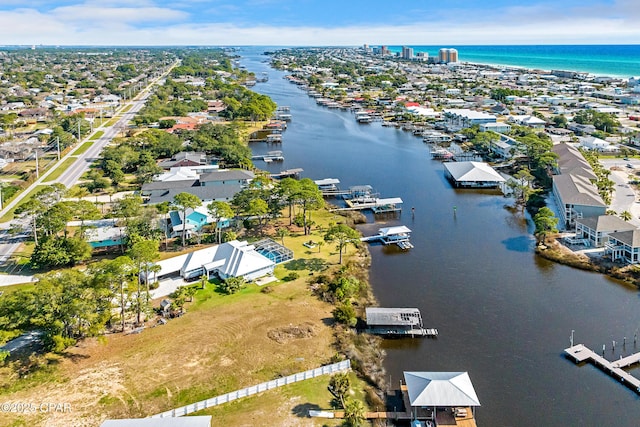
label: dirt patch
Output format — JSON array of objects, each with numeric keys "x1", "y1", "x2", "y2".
[{"x1": 267, "y1": 323, "x2": 316, "y2": 344}]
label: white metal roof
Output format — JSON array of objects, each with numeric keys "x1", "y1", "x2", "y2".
[
  {"x1": 314, "y1": 178, "x2": 341, "y2": 186},
  {"x1": 378, "y1": 226, "x2": 411, "y2": 236},
  {"x1": 444, "y1": 109, "x2": 496, "y2": 120},
  {"x1": 404, "y1": 371, "x2": 481, "y2": 407},
  {"x1": 443, "y1": 162, "x2": 506, "y2": 183},
  {"x1": 376, "y1": 197, "x2": 403, "y2": 205}
]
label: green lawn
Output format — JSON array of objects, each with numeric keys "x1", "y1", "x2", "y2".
[
  {"x1": 72, "y1": 141, "x2": 94, "y2": 155},
  {"x1": 89, "y1": 130, "x2": 104, "y2": 141},
  {"x1": 104, "y1": 118, "x2": 120, "y2": 127},
  {"x1": 43, "y1": 157, "x2": 77, "y2": 182},
  {"x1": 121, "y1": 104, "x2": 133, "y2": 113}
]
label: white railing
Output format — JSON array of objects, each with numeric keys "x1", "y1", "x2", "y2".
[{"x1": 150, "y1": 359, "x2": 351, "y2": 418}]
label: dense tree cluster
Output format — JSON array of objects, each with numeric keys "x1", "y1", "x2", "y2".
[{"x1": 573, "y1": 109, "x2": 619, "y2": 133}]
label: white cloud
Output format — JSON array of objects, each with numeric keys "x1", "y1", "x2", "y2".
[
  {"x1": 51, "y1": 4, "x2": 188, "y2": 24},
  {"x1": 0, "y1": 1, "x2": 639, "y2": 45}
]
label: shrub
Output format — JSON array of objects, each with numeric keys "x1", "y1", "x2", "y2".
[
  {"x1": 284, "y1": 272, "x2": 299, "y2": 282},
  {"x1": 332, "y1": 301, "x2": 357, "y2": 327}
]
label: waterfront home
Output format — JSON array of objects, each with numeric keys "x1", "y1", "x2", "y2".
[
  {"x1": 488, "y1": 133, "x2": 520, "y2": 159},
  {"x1": 443, "y1": 161, "x2": 506, "y2": 188},
  {"x1": 606, "y1": 230, "x2": 640, "y2": 264},
  {"x1": 443, "y1": 109, "x2": 497, "y2": 128},
  {"x1": 551, "y1": 144, "x2": 606, "y2": 228},
  {"x1": 142, "y1": 240, "x2": 277, "y2": 282},
  {"x1": 575, "y1": 215, "x2": 636, "y2": 247},
  {"x1": 552, "y1": 174, "x2": 606, "y2": 229}
]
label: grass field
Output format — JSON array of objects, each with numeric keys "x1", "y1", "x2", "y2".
[
  {"x1": 121, "y1": 104, "x2": 133, "y2": 113},
  {"x1": 42, "y1": 157, "x2": 77, "y2": 183},
  {"x1": 89, "y1": 131, "x2": 104, "y2": 141},
  {"x1": 104, "y1": 117, "x2": 120, "y2": 127},
  {"x1": 72, "y1": 140, "x2": 94, "y2": 155},
  {"x1": 0, "y1": 209, "x2": 372, "y2": 427}
]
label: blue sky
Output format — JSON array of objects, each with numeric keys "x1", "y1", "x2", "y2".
[{"x1": 0, "y1": 0, "x2": 638, "y2": 45}]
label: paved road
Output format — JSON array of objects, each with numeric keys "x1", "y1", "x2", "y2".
[
  {"x1": 55, "y1": 90, "x2": 158, "y2": 188},
  {"x1": 0, "y1": 62, "x2": 177, "y2": 276},
  {"x1": 600, "y1": 158, "x2": 640, "y2": 225}
]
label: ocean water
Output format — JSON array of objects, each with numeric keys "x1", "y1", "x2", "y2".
[{"x1": 388, "y1": 45, "x2": 640, "y2": 78}]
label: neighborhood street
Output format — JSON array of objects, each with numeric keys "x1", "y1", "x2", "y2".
[{"x1": 0, "y1": 65, "x2": 176, "y2": 285}]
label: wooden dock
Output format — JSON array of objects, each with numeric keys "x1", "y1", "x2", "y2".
[
  {"x1": 270, "y1": 168, "x2": 303, "y2": 179},
  {"x1": 564, "y1": 344, "x2": 640, "y2": 393},
  {"x1": 332, "y1": 197, "x2": 403, "y2": 213},
  {"x1": 252, "y1": 151, "x2": 284, "y2": 162}
]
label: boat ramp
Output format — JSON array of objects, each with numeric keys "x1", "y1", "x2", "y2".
[
  {"x1": 361, "y1": 225, "x2": 414, "y2": 250},
  {"x1": 565, "y1": 343, "x2": 640, "y2": 394},
  {"x1": 365, "y1": 307, "x2": 437, "y2": 337}
]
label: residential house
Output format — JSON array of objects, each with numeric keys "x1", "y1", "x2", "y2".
[
  {"x1": 168, "y1": 204, "x2": 231, "y2": 239},
  {"x1": 443, "y1": 109, "x2": 497, "y2": 128},
  {"x1": 143, "y1": 240, "x2": 278, "y2": 282},
  {"x1": 158, "y1": 152, "x2": 208, "y2": 169},
  {"x1": 607, "y1": 230, "x2": 640, "y2": 264},
  {"x1": 508, "y1": 115, "x2": 546, "y2": 129},
  {"x1": 479, "y1": 122, "x2": 511, "y2": 133},
  {"x1": 575, "y1": 215, "x2": 636, "y2": 247},
  {"x1": 551, "y1": 144, "x2": 607, "y2": 228},
  {"x1": 579, "y1": 136, "x2": 618, "y2": 152},
  {"x1": 199, "y1": 169, "x2": 254, "y2": 187},
  {"x1": 489, "y1": 133, "x2": 519, "y2": 159}
]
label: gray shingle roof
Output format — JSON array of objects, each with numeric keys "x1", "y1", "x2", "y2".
[
  {"x1": 576, "y1": 215, "x2": 636, "y2": 233},
  {"x1": 608, "y1": 229, "x2": 640, "y2": 248},
  {"x1": 200, "y1": 169, "x2": 255, "y2": 182},
  {"x1": 552, "y1": 174, "x2": 606, "y2": 208},
  {"x1": 145, "y1": 184, "x2": 243, "y2": 205}
]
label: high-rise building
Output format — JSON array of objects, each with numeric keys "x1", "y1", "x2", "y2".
[
  {"x1": 449, "y1": 48, "x2": 458, "y2": 63},
  {"x1": 401, "y1": 46, "x2": 414, "y2": 60},
  {"x1": 416, "y1": 52, "x2": 429, "y2": 61},
  {"x1": 438, "y1": 48, "x2": 459, "y2": 63}
]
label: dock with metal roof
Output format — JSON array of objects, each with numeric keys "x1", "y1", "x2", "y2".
[
  {"x1": 361, "y1": 226, "x2": 414, "y2": 250},
  {"x1": 364, "y1": 307, "x2": 436, "y2": 337}
]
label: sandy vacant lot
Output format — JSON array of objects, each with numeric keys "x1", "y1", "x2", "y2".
[{"x1": 0, "y1": 278, "x2": 339, "y2": 427}]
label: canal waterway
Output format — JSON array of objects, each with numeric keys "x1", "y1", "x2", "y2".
[{"x1": 239, "y1": 48, "x2": 640, "y2": 426}]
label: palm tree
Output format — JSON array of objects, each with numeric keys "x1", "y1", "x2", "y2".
[
  {"x1": 172, "y1": 192, "x2": 201, "y2": 248},
  {"x1": 620, "y1": 210, "x2": 633, "y2": 221},
  {"x1": 324, "y1": 224, "x2": 360, "y2": 264},
  {"x1": 343, "y1": 398, "x2": 365, "y2": 427},
  {"x1": 276, "y1": 227, "x2": 289, "y2": 245}
]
